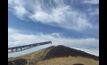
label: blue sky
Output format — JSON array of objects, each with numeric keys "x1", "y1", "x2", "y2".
[{"x1": 8, "y1": 0, "x2": 99, "y2": 56}]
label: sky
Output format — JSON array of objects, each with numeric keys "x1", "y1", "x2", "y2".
[{"x1": 8, "y1": 0, "x2": 99, "y2": 57}]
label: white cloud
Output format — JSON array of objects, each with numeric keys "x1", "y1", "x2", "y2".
[
  {"x1": 14, "y1": 5, "x2": 27, "y2": 17},
  {"x1": 8, "y1": 28, "x2": 99, "y2": 56},
  {"x1": 8, "y1": 0, "x2": 93, "y2": 31}
]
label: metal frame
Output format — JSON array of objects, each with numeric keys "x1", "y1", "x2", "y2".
[{"x1": 8, "y1": 41, "x2": 52, "y2": 53}]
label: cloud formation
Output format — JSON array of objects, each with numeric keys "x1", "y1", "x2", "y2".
[
  {"x1": 8, "y1": 28, "x2": 99, "y2": 56},
  {"x1": 8, "y1": 0, "x2": 98, "y2": 31}
]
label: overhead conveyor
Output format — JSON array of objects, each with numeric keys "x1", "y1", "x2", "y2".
[{"x1": 8, "y1": 41, "x2": 52, "y2": 53}]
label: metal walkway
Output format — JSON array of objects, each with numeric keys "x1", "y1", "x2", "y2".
[{"x1": 8, "y1": 41, "x2": 52, "y2": 53}]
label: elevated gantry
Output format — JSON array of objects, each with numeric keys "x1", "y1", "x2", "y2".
[{"x1": 8, "y1": 41, "x2": 52, "y2": 53}]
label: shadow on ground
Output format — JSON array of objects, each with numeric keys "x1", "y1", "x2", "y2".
[{"x1": 8, "y1": 59, "x2": 27, "y2": 65}]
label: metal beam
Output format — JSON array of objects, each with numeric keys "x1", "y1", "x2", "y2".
[{"x1": 8, "y1": 41, "x2": 52, "y2": 53}]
